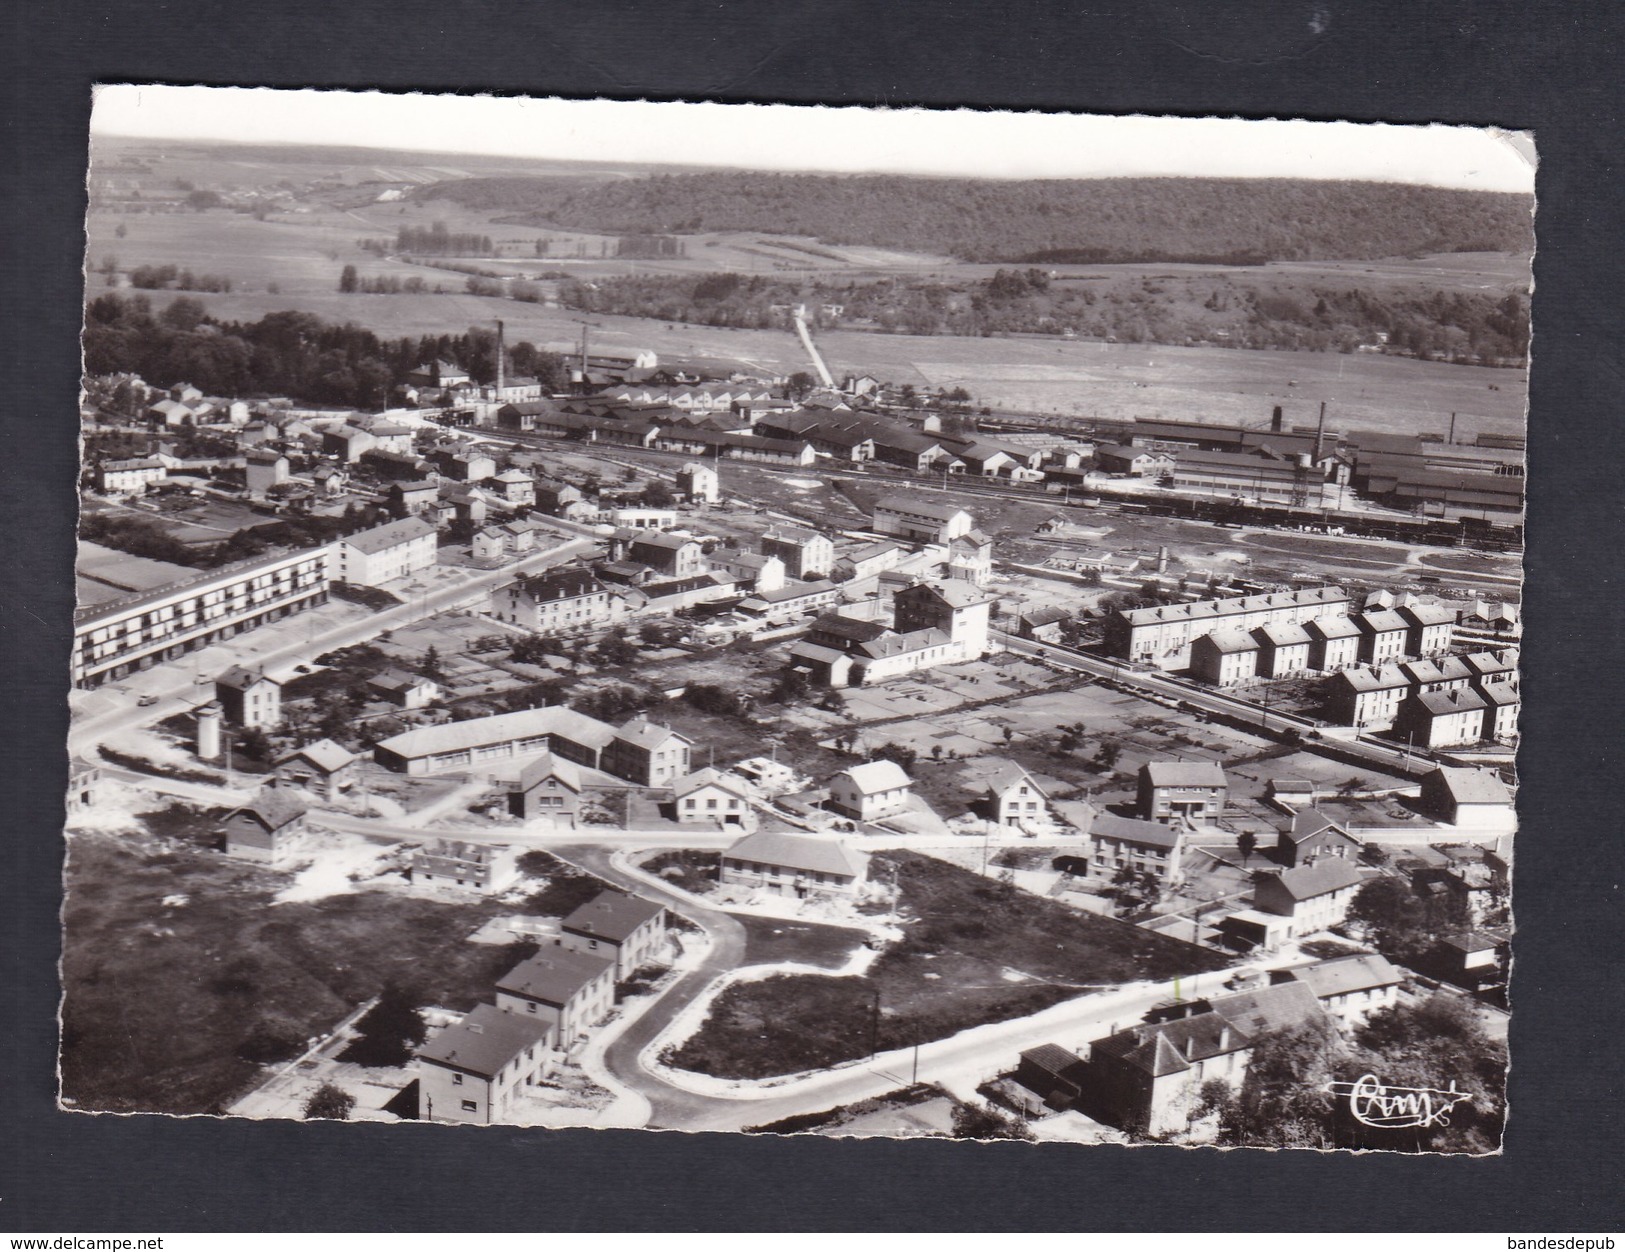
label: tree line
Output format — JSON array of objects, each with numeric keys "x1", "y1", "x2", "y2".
[
  {"x1": 418, "y1": 173, "x2": 1534, "y2": 265},
  {"x1": 560, "y1": 265, "x2": 1530, "y2": 363},
  {"x1": 83, "y1": 292, "x2": 570, "y2": 409}
]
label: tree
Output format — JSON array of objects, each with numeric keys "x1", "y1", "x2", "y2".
[
  {"x1": 871, "y1": 742, "x2": 918, "y2": 772},
  {"x1": 338, "y1": 265, "x2": 359, "y2": 294},
  {"x1": 951, "y1": 1102, "x2": 1034, "y2": 1141},
  {"x1": 785, "y1": 371, "x2": 816, "y2": 401},
  {"x1": 343, "y1": 985, "x2": 427, "y2": 1067},
  {"x1": 641, "y1": 479, "x2": 675, "y2": 509},
  {"x1": 1094, "y1": 739, "x2": 1123, "y2": 770},
  {"x1": 303, "y1": 1082, "x2": 356, "y2": 1121},
  {"x1": 1237, "y1": 829, "x2": 1257, "y2": 865}
]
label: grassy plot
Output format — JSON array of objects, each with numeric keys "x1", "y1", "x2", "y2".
[
  {"x1": 668, "y1": 851, "x2": 1228, "y2": 1080},
  {"x1": 733, "y1": 915, "x2": 870, "y2": 971},
  {"x1": 60, "y1": 834, "x2": 536, "y2": 1115}
]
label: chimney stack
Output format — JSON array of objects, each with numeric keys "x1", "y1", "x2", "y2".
[
  {"x1": 1313, "y1": 401, "x2": 1327, "y2": 462},
  {"x1": 495, "y1": 319, "x2": 506, "y2": 398},
  {"x1": 1271, "y1": 405, "x2": 1283, "y2": 433}
]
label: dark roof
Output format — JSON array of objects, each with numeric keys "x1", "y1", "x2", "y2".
[
  {"x1": 1091, "y1": 1011, "x2": 1253, "y2": 1077},
  {"x1": 416, "y1": 1003, "x2": 552, "y2": 1077},
  {"x1": 808, "y1": 612, "x2": 892, "y2": 643},
  {"x1": 511, "y1": 568, "x2": 602, "y2": 602},
  {"x1": 874, "y1": 494, "x2": 973, "y2": 522},
  {"x1": 496, "y1": 948, "x2": 615, "y2": 1006},
  {"x1": 231, "y1": 788, "x2": 308, "y2": 831},
  {"x1": 1283, "y1": 807, "x2": 1355, "y2": 847},
  {"x1": 1266, "y1": 859, "x2": 1364, "y2": 901},
  {"x1": 1208, "y1": 981, "x2": 1325, "y2": 1036},
  {"x1": 560, "y1": 890, "x2": 665, "y2": 944},
  {"x1": 1091, "y1": 810, "x2": 1182, "y2": 849},
  {"x1": 216, "y1": 664, "x2": 274, "y2": 691}
]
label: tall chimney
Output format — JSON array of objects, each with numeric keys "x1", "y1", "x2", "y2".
[
  {"x1": 1271, "y1": 405, "x2": 1283, "y2": 433},
  {"x1": 495, "y1": 319, "x2": 506, "y2": 398},
  {"x1": 1313, "y1": 400, "x2": 1327, "y2": 462}
]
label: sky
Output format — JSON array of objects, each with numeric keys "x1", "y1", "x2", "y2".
[{"x1": 90, "y1": 86, "x2": 1536, "y2": 192}]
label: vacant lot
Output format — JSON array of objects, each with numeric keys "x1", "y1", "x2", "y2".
[
  {"x1": 734, "y1": 915, "x2": 871, "y2": 970},
  {"x1": 60, "y1": 833, "x2": 537, "y2": 1115},
  {"x1": 668, "y1": 850, "x2": 1228, "y2": 1079}
]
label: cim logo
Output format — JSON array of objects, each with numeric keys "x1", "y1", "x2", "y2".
[{"x1": 1323, "y1": 1074, "x2": 1475, "y2": 1129}]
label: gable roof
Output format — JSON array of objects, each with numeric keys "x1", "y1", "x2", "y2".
[
  {"x1": 275, "y1": 738, "x2": 356, "y2": 773},
  {"x1": 1091, "y1": 810, "x2": 1183, "y2": 849},
  {"x1": 369, "y1": 668, "x2": 437, "y2": 694},
  {"x1": 837, "y1": 759, "x2": 912, "y2": 794},
  {"x1": 672, "y1": 766, "x2": 750, "y2": 801},
  {"x1": 517, "y1": 751, "x2": 582, "y2": 794},
  {"x1": 231, "y1": 788, "x2": 308, "y2": 832},
  {"x1": 1283, "y1": 954, "x2": 1402, "y2": 1000},
  {"x1": 560, "y1": 890, "x2": 666, "y2": 944},
  {"x1": 1091, "y1": 1011, "x2": 1253, "y2": 1077},
  {"x1": 1267, "y1": 858, "x2": 1364, "y2": 901},
  {"x1": 1207, "y1": 980, "x2": 1325, "y2": 1036},
  {"x1": 415, "y1": 1002, "x2": 553, "y2": 1077},
  {"x1": 723, "y1": 831, "x2": 868, "y2": 879},
  {"x1": 1143, "y1": 760, "x2": 1226, "y2": 788},
  {"x1": 1411, "y1": 687, "x2": 1489, "y2": 716},
  {"x1": 1305, "y1": 614, "x2": 1362, "y2": 640},
  {"x1": 874, "y1": 493, "x2": 972, "y2": 522},
  {"x1": 496, "y1": 948, "x2": 616, "y2": 1006},
  {"x1": 614, "y1": 718, "x2": 692, "y2": 750},
  {"x1": 1283, "y1": 806, "x2": 1356, "y2": 847},
  {"x1": 216, "y1": 664, "x2": 275, "y2": 691},
  {"x1": 973, "y1": 761, "x2": 1042, "y2": 799},
  {"x1": 1428, "y1": 765, "x2": 1513, "y2": 806}
]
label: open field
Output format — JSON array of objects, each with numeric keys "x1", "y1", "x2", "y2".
[
  {"x1": 87, "y1": 171, "x2": 1526, "y2": 444},
  {"x1": 733, "y1": 914, "x2": 872, "y2": 971},
  {"x1": 669, "y1": 850, "x2": 1229, "y2": 1080},
  {"x1": 60, "y1": 832, "x2": 538, "y2": 1115}
]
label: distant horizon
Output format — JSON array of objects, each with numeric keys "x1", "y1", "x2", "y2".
[{"x1": 90, "y1": 87, "x2": 1538, "y2": 194}]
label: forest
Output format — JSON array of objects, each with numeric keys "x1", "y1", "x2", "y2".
[
  {"x1": 82, "y1": 293, "x2": 570, "y2": 409},
  {"x1": 418, "y1": 173, "x2": 1534, "y2": 265},
  {"x1": 561, "y1": 266, "x2": 1531, "y2": 364}
]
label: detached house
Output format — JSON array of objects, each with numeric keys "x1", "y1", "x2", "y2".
[
  {"x1": 215, "y1": 665, "x2": 282, "y2": 729},
  {"x1": 495, "y1": 947, "x2": 616, "y2": 1046},
  {"x1": 828, "y1": 760, "x2": 913, "y2": 821},
  {"x1": 416, "y1": 1003, "x2": 554, "y2": 1125},
  {"x1": 559, "y1": 890, "x2": 668, "y2": 980},
  {"x1": 759, "y1": 524, "x2": 834, "y2": 580},
  {"x1": 271, "y1": 739, "x2": 358, "y2": 800},
  {"x1": 1253, "y1": 859, "x2": 1364, "y2": 937},
  {"x1": 508, "y1": 753, "x2": 583, "y2": 824},
  {"x1": 1419, "y1": 765, "x2": 1516, "y2": 832},
  {"x1": 1275, "y1": 807, "x2": 1360, "y2": 868},
  {"x1": 221, "y1": 787, "x2": 312, "y2": 867},
  {"x1": 602, "y1": 719, "x2": 692, "y2": 787},
  {"x1": 981, "y1": 763, "x2": 1050, "y2": 828},
  {"x1": 1085, "y1": 812, "x2": 1187, "y2": 886},
  {"x1": 1137, "y1": 760, "x2": 1227, "y2": 826},
  {"x1": 367, "y1": 669, "x2": 442, "y2": 709},
  {"x1": 671, "y1": 767, "x2": 754, "y2": 827}
]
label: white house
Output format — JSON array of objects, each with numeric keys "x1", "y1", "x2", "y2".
[
  {"x1": 828, "y1": 760, "x2": 913, "y2": 821},
  {"x1": 329, "y1": 515, "x2": 439, "y2": 587}
]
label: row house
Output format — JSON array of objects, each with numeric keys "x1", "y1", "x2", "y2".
[
  {"x1": 559, "y1": 890, "x2": 668, "y2": 980},
  {"x1": 1106, "y1": 586, "x2": 1351, "y2": 671}
]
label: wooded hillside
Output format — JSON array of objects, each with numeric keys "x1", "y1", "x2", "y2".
[{"x1": 417, "y1": 173, "x2": 1534, "y2": 264}]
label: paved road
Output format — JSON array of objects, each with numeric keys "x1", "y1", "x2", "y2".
[
  {"x1": 69, "y1": 536, "x2": 595, "y2": 756},
  {"x1": 997, "y1": 631, "x2": 1433, "y2": 778},
  {"x1": 547, "y1": 843, "x2": 752, "y2": 1129}
]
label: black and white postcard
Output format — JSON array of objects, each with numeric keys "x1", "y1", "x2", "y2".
[{"x1": 64, "y1": 88, "x2": 1530, "y2": 1153}]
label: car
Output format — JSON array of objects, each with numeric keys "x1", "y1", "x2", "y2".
[{"x1": 137, "y1": 694, "x2": 160, "y2": 707}]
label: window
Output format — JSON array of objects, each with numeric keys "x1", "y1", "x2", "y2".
[
  {"x1": 452, "y1": 1073, "x2": 464, "y2": 1086},
  {"x1": 461, "y1": 1100, "x2": 477, "y2": 1112}
]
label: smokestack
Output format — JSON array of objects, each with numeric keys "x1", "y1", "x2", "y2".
[
  {"x1": 1313, "y1": 401, "x2": 1327, "y2": 462},
  {"x1": 1271, "y1": 405, "x2": 1283, "y2": 433},
  {"x1": 197, "y1": 702, "x2": 222, "y2": 760},
  {"x1": 495, "y1": 320, "x2": 506, "y2": 398}
]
